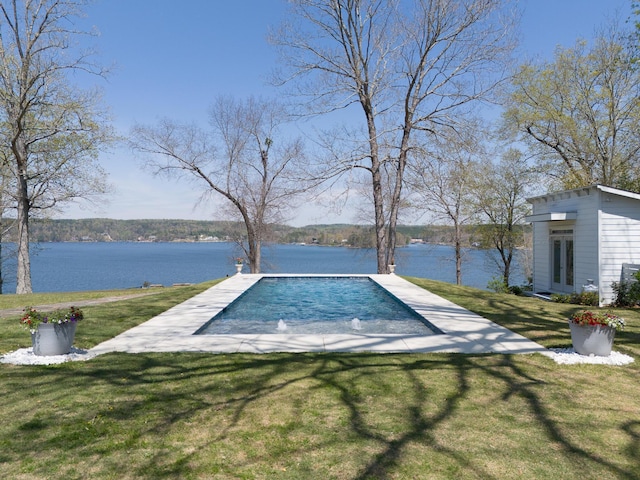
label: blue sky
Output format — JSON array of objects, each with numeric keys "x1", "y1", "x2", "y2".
[{"x1": 61, "y1": 0, "x2": 633, "y2": 226}]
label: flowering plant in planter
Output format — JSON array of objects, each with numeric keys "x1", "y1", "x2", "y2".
[
  {"x1": 569, "y1": 310, "x2": 625, "y2": 331},
  {"x1": 235, "y1": 257, "x2": 243, "y2": 265},
  {"x1": 20, "y1": 306, "x2": 84, "y2": 334}
]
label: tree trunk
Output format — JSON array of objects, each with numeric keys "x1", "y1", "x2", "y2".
[
  {"x1": 16, "y1": 174, "x2": 32, "y2": 294},
  {"x1": 241, "y1": 209, "x2": 261, "y2": 274},
  {"x1": 372, "y1": 167, "x2": 387, "y2": 274},
  {"x1": 252, "y1": 242, "x2": 261, "y2": 274},
  {"x1": 246, "y1": 224, "x2": 261, "y2": 274},
  {"x1": 363, "y1": 102, "x2": 387, "y2": 274},
  {"x1": 455, "y1": 222, "x2": 462, "y2": 285},
  {"x1": 503, "y1": 249, "x2": 513, "y2": 287},
  {"x1": 387, "y1": 125, "x2": 412, "y2": 269},
  {"x1": 12, "y1": 118, "x2": 33, "y2": 294},
  {"x1": 386, "y1": 166, "x2": 403, "y2": 268}
]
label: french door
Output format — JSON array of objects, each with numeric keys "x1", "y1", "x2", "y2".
[{"x1": 551, "y1": 231, "x2": 574, "y2": 293}]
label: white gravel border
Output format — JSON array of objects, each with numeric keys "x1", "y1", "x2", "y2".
[
  {"x1": 0, "y1": 346, "x2": 635, "y2": 366},
  {"x1": 0, "y1": 347, "x2": 96, "y2": 365},
  {"x1": 542, "y1": 348, "x2": 635, "y2": 365}
]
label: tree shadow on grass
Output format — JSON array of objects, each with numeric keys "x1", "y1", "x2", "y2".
[
  {"x1": 418, "y1": 278, "x2": 640, "y2": 356},
  {"x1": 352, "y1": 354, "x2": 638, "y2": 480},
  {"x1": 2, "y1": 351, "x2": 639, "y2": 479}
]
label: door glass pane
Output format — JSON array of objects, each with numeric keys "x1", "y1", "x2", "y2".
[
  {"x1": 565, "y1": 239, "x2": 574, "y2": 286},
  {"x1": 553, "y1": 240, "x2": 561, "y2": 283}
]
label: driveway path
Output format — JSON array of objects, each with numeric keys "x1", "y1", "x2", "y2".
[{"x1": 0, "y1": 291, "x2": 160, "y2": 318}]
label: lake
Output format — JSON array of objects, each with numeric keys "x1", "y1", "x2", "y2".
[{"x1": 0, "y1": 242, "x2": 526, "y2": 294}]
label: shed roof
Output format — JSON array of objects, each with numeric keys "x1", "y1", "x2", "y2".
[{"x1": 527, "y1": 184, "x2": 640, "y2": 204}]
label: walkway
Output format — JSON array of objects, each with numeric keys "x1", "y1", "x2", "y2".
[
  {"x1": 89, "y1": 274, "x2": 547, "y2": 356},
  {"x1": 0, "y1": 291, "x2": 163, "y2": 319}
]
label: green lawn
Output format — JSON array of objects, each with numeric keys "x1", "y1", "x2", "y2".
[{"x1": 0, "y1": 277, "x2": 638, "y2": 479}]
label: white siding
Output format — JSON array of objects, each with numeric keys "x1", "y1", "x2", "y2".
[
  {"x1": 528, "y1": 186, "x2": 640, "y2": 306},
  {"x1": 599, "y1": 195, "x2": 640, "y2": 304},
  {"x1": 529, "y1": 188, "x2": 598, "y2": 293},
  {"x1": 531, "y1": 221, "x2": 549, "y2": 291},
  {"x1": 573, "y1": 192, "x2": 599, "y2": 293}
]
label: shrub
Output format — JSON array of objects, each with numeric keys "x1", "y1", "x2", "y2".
[
  {"x1": 487, "y1": 277, "x2": 530, "y2": 296},
  {"x1": 508, "y1": 285, "x2": 524, "y2": 296},
  {"x1": 550, "y1": 293, "x2": 570, "y2": 303},
  {"x1": 612, "y1": 278, "x2": 640, "y2": 307},
  {"x1": 551, "y1": 291, "x2": 599, "y2": 306},
  {"x1": 578, "y1": 291, "x2": 599, "y2": 306},
  {"x1": 487, "y1": 277, "x2": 509, "y2": 294}
]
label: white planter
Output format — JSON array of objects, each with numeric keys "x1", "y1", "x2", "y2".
[
  {"x1": 569, "y1": 321, "x2": 616, "y2": 357},
  {"x1": 235, "y1": 264, "x2": 243, "y2": 274},
  {"x1": 31, "y1": 322, "x2": 77, "y2": 356}
]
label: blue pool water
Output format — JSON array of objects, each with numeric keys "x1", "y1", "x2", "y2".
[{"x1": 196, "y1": 277, "x2": 440, "y2": 335}]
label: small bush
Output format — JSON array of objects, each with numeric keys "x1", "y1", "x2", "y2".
[
  {"x1": 612, "y1": 280, "x2": 640, "y2": 307},
  {"x1": 551, "y1": 293, "x2": 570, "y2": 303},
  {"x1": 508, "y1": 285, "x2": 524, "y2": 296},
  {"x1": 487, "y1": 277, "x2": 509, "y2": 294},
  {"x1": 551, "y1": 291, "x2": 599, "y2": 306},
  {"x1": 576, "y1": 291, "x2": 599, "y2": 306},
  {"x1": 487, "y1": 277, "x2": 530, "y2": 296}
]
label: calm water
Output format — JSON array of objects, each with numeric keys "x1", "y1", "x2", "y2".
[
  {"x1": 0, "y1": 242, "x2": 525, "y2": 293},
  {"x1": 197, "y1": 276, "x2": 437, "y2": 335}
]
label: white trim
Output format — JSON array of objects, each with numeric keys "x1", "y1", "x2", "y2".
[
  {"x1": 597, "y1": 185, "x2": 640, "y2": 201},
  {"x1": 527, "y1": 184, "x2": 640, "y2": 204},
  {"x1": 525, "y1": 212, "x2": 577, "y2": 223}
]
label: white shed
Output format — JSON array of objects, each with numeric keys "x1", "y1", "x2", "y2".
[{"x1": 526, "y1": 185, "x2": 640, "y2": 306}]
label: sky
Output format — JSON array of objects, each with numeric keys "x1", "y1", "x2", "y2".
[{"x1": 58, "y1": 0, "x2": 633, "y2": 226}]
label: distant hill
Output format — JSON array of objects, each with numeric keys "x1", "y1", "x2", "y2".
[{"x1": 0, "y1": 218, "x2": 500, "y2": 248}]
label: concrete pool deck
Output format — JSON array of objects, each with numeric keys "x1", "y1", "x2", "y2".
[{"x1": 89, "y1": 274, "x2": 547, "y2": 356}]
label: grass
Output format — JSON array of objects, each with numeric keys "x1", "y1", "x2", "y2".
[
  {"x1": 0, "y1": 276, "x2": 639, "y2": 479},
  {"x1": 0, "y1": 288, "x2": 156, "y2": 310},
  {"x1": 0, "y1": 281, "x2": 223, "y2": 352}
]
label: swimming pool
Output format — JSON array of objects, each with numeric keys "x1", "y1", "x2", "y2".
[
  {"x1": 88, "y1": 273, "x2": 547, "y2": 355},
  {"x1": 196, "y1": 276, "x2": 442, "y2": 335}
]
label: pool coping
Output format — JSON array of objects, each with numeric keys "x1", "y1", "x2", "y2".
[{"x1": 89, "y1": 274, "x2": 547, "y2": 356}]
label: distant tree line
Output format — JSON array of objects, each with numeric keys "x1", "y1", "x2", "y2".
[
  {"x1": 2, "y1": 219, "x2": 285, "y2": 244},
  {"x1": 0, "y1": 218, "x2": 528, "y2": 248}
]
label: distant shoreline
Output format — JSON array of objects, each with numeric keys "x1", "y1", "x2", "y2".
[{"x1": 4, "y1": 218, "x2": 521, "y2": 248}]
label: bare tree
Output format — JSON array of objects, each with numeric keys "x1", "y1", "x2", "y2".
[
  {"x1": 407, "y1": 126, "x2": 481, "y2": 285},
  {"x1": 272, "y1": 0, "x2": 516, "y2": 273},
  {"x1": 473, "y1": 148, "x2": 536, "y2": 288},
  {"x1": 130, "y1": 97, "x2": 307, "y2": 273},
  {"x1": 0, "y1": 0, "x2": 113, "y2": 293}
]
